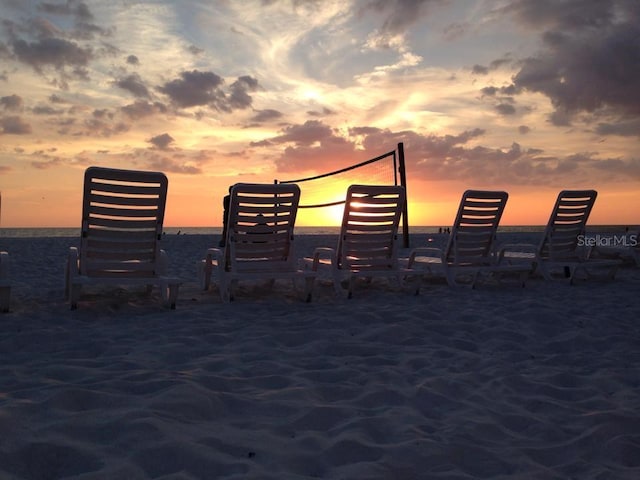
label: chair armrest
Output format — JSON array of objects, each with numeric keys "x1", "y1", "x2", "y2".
[
  {"x1": 158, "y1": 249, "x2": 169, "y2": 275},
  {"x1": 0, "y1": 251, "x2": 9, "y2": 281},
  {"x1": 67, "y1": 247, "x2": 79, "y2": 274},
  {"x1": 309, "y1": 247, "x2": 336, "y2": 270},
  {"x1": 497, "y1": 243, "x2": 537, "y2": 262},
  {"x1": 206, "y1": 247, "x2": 224, "y2": 264}
]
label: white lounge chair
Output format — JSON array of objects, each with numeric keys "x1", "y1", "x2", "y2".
[
  {"x1": 408, "y1": 190, "x2": 531, "y2": 288},
  {"x1": 199, "y1": 183, "x2": 315, "y2": 302},
  {"x1": 305, "y1": 184, "x2": 415, "y2": 298},
  {"x1": 65, "y1": 166, "x2": 179, "y2": 309},
  {"x1": 0, "y1": 251, "x2": 9, "y2": 312},
  {"x1": 501, "y1": 190, "x2": 620, "y2": 283}
]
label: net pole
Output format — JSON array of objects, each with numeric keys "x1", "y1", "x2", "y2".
[{"x1": 397, "y1": 142, "x2": 409, "y2": 248}]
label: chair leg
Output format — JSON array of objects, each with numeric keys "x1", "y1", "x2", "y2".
[
  {"x1": 304, "y1": 276, "x2": 314, "y2": 302},
  {"x1": 347, "y1": 276, "x2": 355, "y2": 299},
  {"x1": 160, "y1": 280, "x2": 179, "y2": 309},
  {"x1": 198, "y1": 260, "x2": 212, "y2": 290},
  {"x1": 0, "y1": 286, "x2": 10, "y2": 313},
  {"x1": 69, "y1": 283, "x2": 81, "y2": 310}
]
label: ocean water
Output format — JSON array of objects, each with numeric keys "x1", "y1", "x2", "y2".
[{"x1": 0, "y1": 225, "x2": 629, "y2": 238}]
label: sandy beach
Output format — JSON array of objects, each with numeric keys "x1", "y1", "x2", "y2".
[{"x1": 1, "y1": 232, "x2": 640, "y2": 479}]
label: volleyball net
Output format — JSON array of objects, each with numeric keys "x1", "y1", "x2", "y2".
[{"x1": 276, "y1": 142, "x2": 409, "y2": 246}]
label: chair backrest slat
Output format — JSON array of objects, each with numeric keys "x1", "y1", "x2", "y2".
[
  {"x1": 226, "y1": 183, "x2": 300, "y2": 273},
  {"x1": 79, "y1": 166, "x2": 168, "y2": 278},
  {"x1": 539, "y1": 190, "x2": 597, "y2": 259},
  {"x1": 445, "y1": 190, "x2": 508, "y2": 265},
  {"x1": 337, "y1": 185, "x2": 405, "y2": 271}
]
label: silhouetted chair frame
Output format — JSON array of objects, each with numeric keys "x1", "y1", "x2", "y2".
[
  {"x1": 500, "y1": 190, "x2": 620, "y2": 283},
  {"x1": 408, "y1": 190, "x2": 531, "y2": 288},
  {"x1": 306, "y1": 184, "x2": 416, "y2": 298},
  {"x1": 65, "y1": 166, "x2": 179, "y2": 309},
  {"x1": 199, "y1": 183, "x2": 315, "y2": 302}
]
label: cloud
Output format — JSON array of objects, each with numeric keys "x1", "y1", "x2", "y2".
[
  {"x1": 115, "y1": 73, "x2": 150, "y2": 98},
  {"x1": 361, "y1": 0, "x2": 441, "y2": 37},
  {"x1": 120, "y1": 100, "x2": 167, "y2": 120},
  {"x1": 495, "y1": 103, "x2": 516, "y2": 115},
  {"x1": 251, "y1": 109, "x2": 283, "y2": 123},
  {"x1": 472, "y1": 64, "x2": 489, "y2": 75},
  {"x1": 158, "y1": 70, "x2": 225, "y2": 109},
  {"x1": 307, "y1": 107, "x2": 336, "y2": 117},
  {"x1": 82, "y1": 116, "x2": 129, "y2": 137},
  {"x1": 497, "y1": 0, "x2": 640, "y2": 128},
  {"x1": 32, "y1": 105, "x2": 64, "y2": 115},
  {"x1": 503, "y1": 0, "x2": 616, "y2": 30},
  {"x1": 37, "y1": 1, "x2": 94, "y2": 22},
  {"x1": 0, "y1": 94, "x2": 23, "y2": 111},
  {"x1": 49, "y1": 94, "x2": 68, "y2": 103},
  {"x1": 144, "y1": 155, "x2": 203, "y2": 174},
  {"x1": 126, "y1": 55, "x2": 139, "y2": 65},
  {"x1": 11, "y1": 37, "x2": 93, "y2": 72},
  {"x1": 260, "y1": 120, "x2": 335, "y2": 146},
  {"x1": 36, "y1": 1, "x2": 110, "y2": 40},
  {"x1": 254, "y1": 119, "x2": 640, "y2": 186},
  {"x1": 1, "y1": 115, "x2": 31, "y2": 134},
  {"x1": 596, "y1": 119, "x2": 640, "y2": 137},
  {"x1": 148, "y1": 133, "x2": 175, "y2": 150},
  {"x1": 228, "y1": 75, "x2": 260, "y2": 110}
]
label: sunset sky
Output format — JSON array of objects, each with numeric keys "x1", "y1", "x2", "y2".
[{"x1": 0, "y1": 0, "x2": 638, "y2": 228}]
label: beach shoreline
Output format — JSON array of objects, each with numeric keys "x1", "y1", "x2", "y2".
[{"x1": 1, "y1": 233, "x2": 640, "y2": 479}]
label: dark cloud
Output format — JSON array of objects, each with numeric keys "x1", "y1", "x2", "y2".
[
  {"x1": 148, "y1": 133, "x2": 175, "y2": 150},
  {"x1": 82, "y1": 117, "x2": 129, "y2": 137},
  {"x1": 49, "y1": 94, "x2": 67, "y2": 103},
  {"x1": 260, "y1": 120, "x2": 335, "y2": 146},
  {"x1": 33, "y1": 105, "x2": 63, "y2": 115},
  {"x1": 503, "y1": 0, "x2": 616, "y2": 30},
  {"x1": 596, "y1": 119, "x2": 640, "y2": 137},
  {"x1": 228, "y1": 75, "x2": 260, "y2": 110},
  {"x1": 187, "y1": 45, "x2": 204, "y2": 55},
  {"x1": 495, "y1": 0, "x2": 640, "y2": 130},
  {"x1": 126, "y1": 54, "x2": 139, "y2": 65},
  {"x1": 361, "y1": 0, "x2": 443, "y2": 37},
  {"x1": 36, "y1": 1, "x2": 110, "y2": 40},
  {"x1": 115, "y1": 73, "x2": 150, "y2": 98},
  {"x1": 472, "y1": 64, "x2": 489, "y2": 75},
  {"x1": 518, "y1": 125, "x2": 530, "y2": 134},
  {"x1": 145, "y1": 155, "x2": 202, "y2": 174},
  {"x1": 38, "y1": 1, "x2": 94, "y2": 22},
  {"x1": 158, "y1": 70, "x2": 225, "y2": 109},
  {"x1": 480, "y1": 86, "x2": 498, "y2": 97},
  {"x1": 495, "y1": 103, "x2": 516, "y2": 115},
  {"x1": 11, "y1": 37, "x2": 93, "y2": 71},
  {"x1": 442, "y1": 22, "x2": 468, "y2": 41},
  {"x1": 255, "y1": 121, "x2": 640, "y2": 186},
  {"x1": 120, "y1": 100, "x2": 167, "y2": 119},
  {"x1": 0, "y1": 94, "x2": 23, "y2": 111},
  {"x1": 1, "y1": 115, "x2": 32, "y2": 134},
  {"x1": 307, "y1": 107, "x2": 336, "y2": 117},
  {"x1": 251, "y1": 109, "x2": 283, "y2": 123}
]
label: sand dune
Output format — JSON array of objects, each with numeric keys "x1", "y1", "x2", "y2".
[{"x1": 1, "y1": 233, "x2": 639, "y2": 479}]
